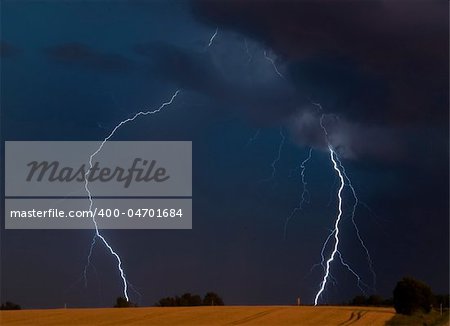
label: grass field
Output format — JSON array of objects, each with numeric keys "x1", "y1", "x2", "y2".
[
  {"x1": 386, "y1": 309, "x2": 449, "y2": 326},
  {"x1": 0, "y1": 306, "x2": 396, "y2": 325}
]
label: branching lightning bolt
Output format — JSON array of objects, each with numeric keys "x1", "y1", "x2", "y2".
[
  {"x1": 313, "y1": 229, "x2": 335, "y2": 273},
  {"x1": 336, "y1": 250, "x2": 370, "y2": 296},
  {"x1": 83, "y1": 90, "x2": 181, "y2": 302},
  {"x1": 314, "y1": 230, "x2": 338, "y2": 286},
  {"x1": 251, "y1": 42, "x2": 374, "y2": 303},
  {"x1": 313, "y1": 143, "x2": 345, "y2": 305},
  {"x1": 312, "y1": 112, "x2": 374, "y2": 305},
  {"x1": 334, "y1": 152, "x2": 377, "y2": 290},
  {"x1": 283, "y1": 147, "x2": 313, "y2": 239}
]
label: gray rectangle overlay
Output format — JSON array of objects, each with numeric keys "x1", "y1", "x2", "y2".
[
  {"x1": 5, "y1": 198, "x2": 192, "y2": 229},
  {"x1": 5, "y1": 141, "x2": 192, "y2": 197}
]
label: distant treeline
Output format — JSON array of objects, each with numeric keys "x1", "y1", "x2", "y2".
[
  {"x1": 156, "y1": 292, "x2": 224, "y2": 307},
  {"x1": 349, "y1": 293, "x2": 449, "y2": 309},
  {"x1": 348, "y1": 295, "x2": 393, "y2": 307}
]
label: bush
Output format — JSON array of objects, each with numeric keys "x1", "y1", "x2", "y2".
[
  {"x1": 0, "y1": 301, "x2": 21, "y2": 310},
  {"x1": 393, "y1": 277, "x2": 433, "y2": 315}
]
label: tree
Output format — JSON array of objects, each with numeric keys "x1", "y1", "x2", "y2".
[
  {"x1": 114, "y1": 297, "x2": 137, "y2": 308},
  {"x1": 203, "y1": 292, "x2": 224, "y2": 306},
  {"x1": 179, "y1": 293, "x2": 202, "y2": 306},
  {"x1": 393, "y1": 277, "x2": 433, "y2": 315},
  {"x1": 158, "y1": 296, "x2": 177, "y2": 307},
  {"x1": 0, "y1": 301, "x2": 21, "y2": 310}
]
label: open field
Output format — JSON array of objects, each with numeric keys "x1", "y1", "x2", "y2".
[
  {"x1": 1, "y1": 306, "x2": 396, "y2": 326},
  {"x1": 386, "y1": 309, "x2": 449, "y2": 326}
]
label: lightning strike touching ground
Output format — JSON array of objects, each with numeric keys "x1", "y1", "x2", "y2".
[
  {"x1": 313, "y1": 144, "x2": 345, "y2": 305},
  {"x1": 283, "y1": 147, "x2": 313, "y2": 239},
  {"x1": 312, "y1": 110, "x2": 374, "y2": 304},
  {"x1": 83, "y1": 90, "x2": 181, "y2": 301},
  {"x1": 263, "y1": 50, "x2": 284, "y2": 78}
]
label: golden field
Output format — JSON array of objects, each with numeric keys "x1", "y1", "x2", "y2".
[{"x1": 0, "y1": 305, "x2": 396, "y2": 325}]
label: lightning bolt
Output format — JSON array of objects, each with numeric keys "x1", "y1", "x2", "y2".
[
  {"x1": 83, "y1": 90, "x2": 181, "y2": 301},
  {"x1": 263, "y1": 50, "x2": 284, "y2": 78},
  {"x1": 253, "y1": 41, "x2": 374, "y2": 303},
  {"x1": 207, "y1": 27, "x2": 218, "y2": 48},
  {"x1": 246, "y1": 128, "x2": 261, "y2": 147},
  {"x1": 312, "y1": 112, "x2": 374, "y2": 304},
  {"x1": 334, "y1": 151, "x2": 377, "y2": 290},
  {"x1": 283, "y1": 147, "x2": 312, "y2": 239},
  {"x1": 83, "y1": 235, "x2": 96, "y2": 288},
  {"x1": 310, "y1": 229, "x2": 337, "y2": 286},
  {"x1": 261, "y1": 127, "x2": 285, "y2": 183},
  {"x1": 313, "y1": 143, "x2": 345, "y2": 305},
  {"x1": 336, "y1": 251, "x2": 370, "y2": 296},
  {"x1": 244, "y1": 38, "x2": 253, "y2": 63}
]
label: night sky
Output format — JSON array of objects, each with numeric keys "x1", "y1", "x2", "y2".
[{"x1": 1, "y1": 0, "x2": 448, "y2": 308}]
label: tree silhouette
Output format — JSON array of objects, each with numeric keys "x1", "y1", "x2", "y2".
[
  {"x1": 179, "y1": 293, "x2": 202, "y2": 306},
  {"x1": 203, "y1": 292, "x2": 224, "y2": 306},
  {"x1": 393, "y1": 277, "x2": 433, "y2": 315},
  {"x1": 0, "y1": 301, "x2": 21, "y2": 310}
]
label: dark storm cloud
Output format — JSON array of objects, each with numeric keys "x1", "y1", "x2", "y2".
[
  {"x1": 133, "y1": 38, "x2": 440, "y2": 162},
  {"x1": 189, "y1": 0, "x2": 448, "y2": 162},
  {"x1": 135, "y1": 42, "x2": 227, "y2": 96},
  {"x1": 0, "y1": 41, "x2": 21, "y2": 58},
  {"x1": 135, "y1": 41, "x2": 304, "y2": 122},
  {"x1": 45, "y1": 43, "x2": 133, "y2": 73},
  {"x1": 191, "y1": 0, "x2": 448, "y2": 126}
]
